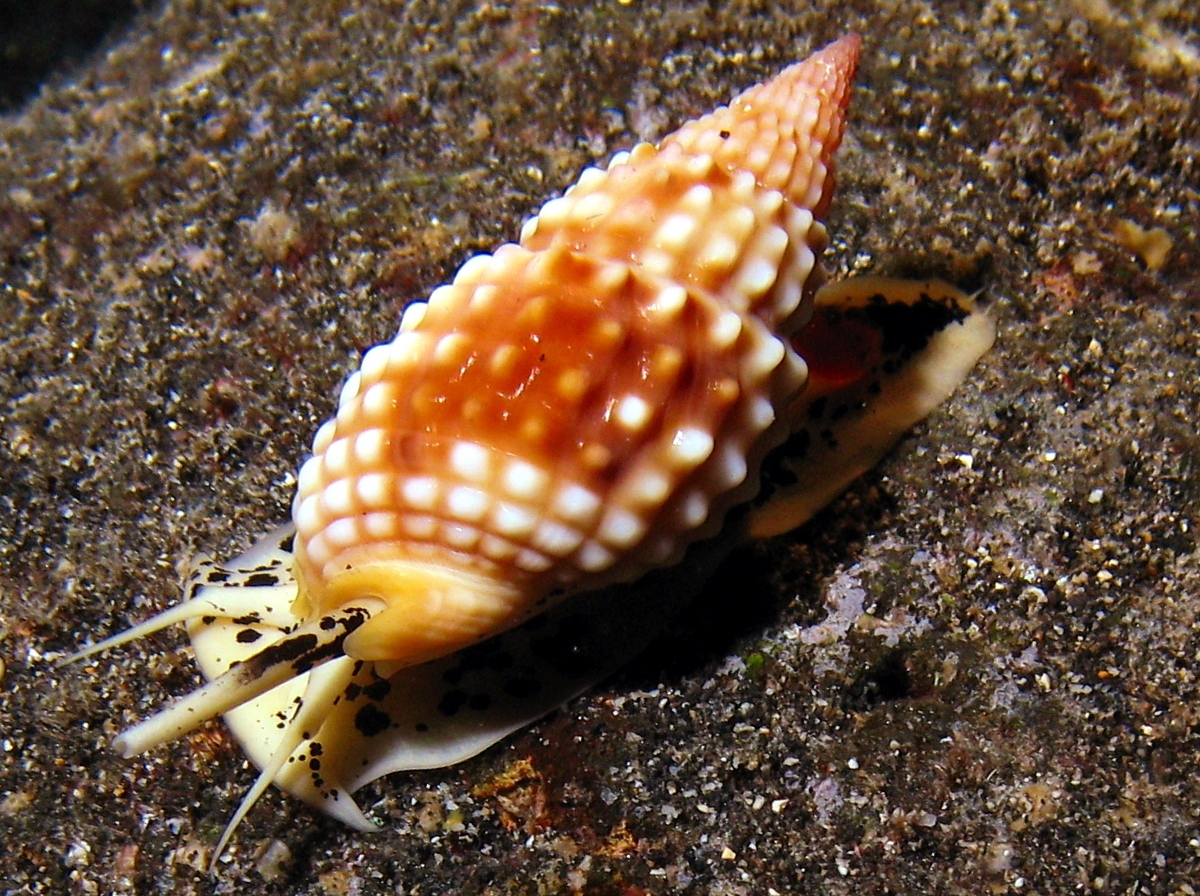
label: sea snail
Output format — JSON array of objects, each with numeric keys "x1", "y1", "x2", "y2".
[{"x1": 68, "y1": 34, "x2": 993, "y2": 860}]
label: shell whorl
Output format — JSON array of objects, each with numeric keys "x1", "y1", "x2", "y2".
[{"x1": 292, "y1": 37, "x2": 861, "y2": 637}]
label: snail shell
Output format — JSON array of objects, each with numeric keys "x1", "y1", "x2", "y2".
[
  {"x1": 66, "y1": 34, "x2": 993, "y2": 862},
  {"x1": 287, "y1": 35, "x2": 857, "y2": 663}
]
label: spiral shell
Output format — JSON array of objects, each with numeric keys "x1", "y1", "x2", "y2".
[
  {"x1": 288, "y1": 36, "x2": 857, "y2": 665},
  {"x1": 65, "y1": 35, "x2": 994, "y2": 863}
]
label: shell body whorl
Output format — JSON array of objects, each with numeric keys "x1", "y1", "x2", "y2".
[{"x1": 292, "y1": 36, "x2": 862, "y2": 660}]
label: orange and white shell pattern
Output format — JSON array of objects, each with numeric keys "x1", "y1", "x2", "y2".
[{"x1": 291, "y1": 36, "x2": 858, "y2": 666}]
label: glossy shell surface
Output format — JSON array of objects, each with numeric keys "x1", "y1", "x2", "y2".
[{"x1": 289, "y1": 37, "x2": 860, "y2": 667}]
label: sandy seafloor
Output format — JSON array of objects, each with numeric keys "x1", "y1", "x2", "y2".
[{"x1": 2, "y1": 1, "x2": 1199, "y2": 893}]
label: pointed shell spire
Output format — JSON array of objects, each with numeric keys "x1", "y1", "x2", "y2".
[{"x1": 291, "y1": 36, "x2": 862, "y2": 661}]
